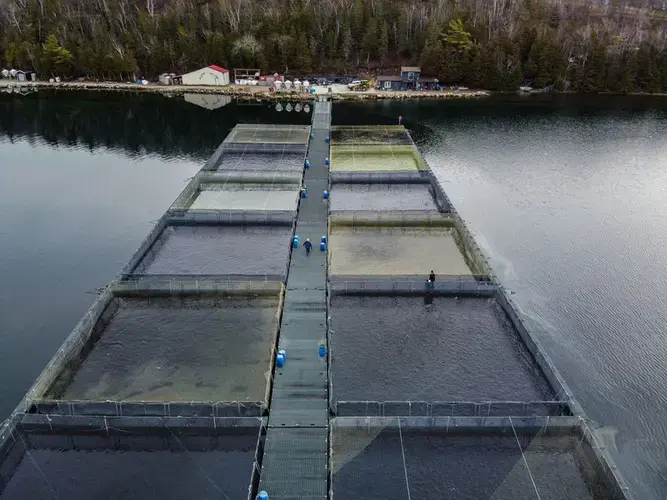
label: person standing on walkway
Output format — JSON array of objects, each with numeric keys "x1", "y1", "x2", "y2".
[
  {"x1": 304, "y1": 238, "x2": 312, "y2": 256},
  {"x1": 426, "y1": 270, "x2": 435, "y2": 292}
]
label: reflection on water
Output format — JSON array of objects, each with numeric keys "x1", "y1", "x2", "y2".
[
  {"x1": 0, "y1": 90, "x2": 312, "y2": 162},
  {"x1": 334, "y1": 95, "x2": 667, "y2": 499}
]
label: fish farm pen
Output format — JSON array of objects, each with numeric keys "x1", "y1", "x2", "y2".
[{"x1": 0, "y1": 100, "x2": 633, "y2": 500}]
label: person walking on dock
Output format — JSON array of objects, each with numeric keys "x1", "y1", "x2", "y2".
[
  {"x1": 304, "y1": 238, "x2": 312, "y2": 256},
  {"x1": 426, "y1": 270, "x2": 435, "y2": 292}
]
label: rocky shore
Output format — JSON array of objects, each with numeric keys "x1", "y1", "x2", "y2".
[{"x1": 0, "y1": 80, "x2": 489, "y2": 101}]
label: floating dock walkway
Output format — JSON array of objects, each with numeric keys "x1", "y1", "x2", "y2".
[
  {"x1": 0, "y1": 98, "x2": 632, "y2": 500},
  {"x1": 258, "y1": 99, "x2": 331, "y2": 499}
]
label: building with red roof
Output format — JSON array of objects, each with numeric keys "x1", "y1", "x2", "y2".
[{"x1": 180, "y1": 65, "x2": 230, "y2": 86}]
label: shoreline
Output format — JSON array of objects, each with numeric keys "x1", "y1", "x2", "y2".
[
  {"x1": 0, "y1": 80, "x2": 489, "y2": 101},
  {"x1": 4, "y1": 80, "x2": 665, "y2": 100}
]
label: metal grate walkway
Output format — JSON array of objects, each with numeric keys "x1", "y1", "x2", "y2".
[{"x1": 259, "y1": 99, "x2": 331, "y2": 499}]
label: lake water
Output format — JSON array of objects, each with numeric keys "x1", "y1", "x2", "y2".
[
  {"x1": 335, "y1": 96, "x2": 667, "y2": 499},
  {"x1": 1, "y1": 91, "x2": 666, "y2": 498}
]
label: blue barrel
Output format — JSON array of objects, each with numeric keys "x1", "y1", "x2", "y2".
[
  {"x1": 293, "y1": 236, "x2": 299, "y2": 248},
  {"x1": 318, "y1": 344, "x2": 327, "y2": 358},
  {"x1": 324, "y1": 157, "x2": 330, "y2": 166},
  {"x1": 325, "y1": 136, "x2": 330, "y2": 143},
  {"x1": 301, "y1": 190, "x2": 308, "y2": 199},
  {"x1": 305, "y1": 159, "x2": 311, "y2": 168},
  {"x1": 276, "y1": 353, "x2": 285, "y2": 367},
  {"x1": 322, "y1": 190, "x2": 329, "y2": 199},
  {"x1": 320, "y1": 235, "x2": 327, "y2": 244},
  {"x1": 278, "y1": 349, "x2": 286, "y2": 361},
  {"x1": 320, "y1": 241, "x2": 327, "y2": 252},
  {"x1": 258, "y1": 491, "x2": 269, "y2": 500}
]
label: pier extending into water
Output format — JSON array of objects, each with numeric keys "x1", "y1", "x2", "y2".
[{"x1": 0, "y1": 99, "x2": 632, "y2": 500}]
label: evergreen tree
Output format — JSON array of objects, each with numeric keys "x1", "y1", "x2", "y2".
[
  {"x1": 660, "y1": 49, "x2": 667, "y2": 91},
  {"x1": 444, "y1": 19, "x2": 474, "y2": 53},
  {"x1": 361, "y1": 18, "x2": 377, "y2": 64},
  {"x1": 350, "y1": 0, "x2": 365, "y2": 50},
  {"x1": 294, "y1": 31, "x2": 312, "y2": 71},
  {"x1": 41, "y1": 34, "x2": 73, "y2": 76},
  {"x1": 0, "y1": 0, "x2": 664, "y2": 91},
  {"x1": 340, "y1": 24, "x2": 352, "y2": 63},
  {"x1": 378, "y1": 22, "x2": 389, "y2": 65},
  {"x1": 619, "y1": 50, "x2": 638, "y2": 93},
  {"x1": 420, "y1": 23, "x2": 443, "y2": 76}
]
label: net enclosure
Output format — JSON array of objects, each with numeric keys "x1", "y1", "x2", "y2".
[
  {"x1": 216, "y1": 152, "x2": 305, "y2": 173},
  {"x1": 329, "y1": 126, "x2": 413, "y2": 145},
  {"x1": 173, "y1": 182, "x2": 299, "y2": 213},
  {"x1": 224, "y1": 124, "x2": 311, "y2": 145},
  {"x1": 328, "y1": 213, "x2": 492, "y2": 281},
  {"x1": 26, "y1": 286, "x2": 282, "y2": 417},
  {"x1": 329, "y1": 296, "x2": 555, "y2": 413},
  {"x1": 0, "y1": 418, "x2": 263, "y2": 500},
  {"x1": 129, "y1": 223, "x2": 293, "y2": 279},
  {"x1": 330, "y1": 145, "x2": 424, "y2": 174},
  {"x1": 330, "y1": 418, "x2": 628, "y2": 500},
  {"x1": 329, "y1": 225, "x2": 476, "y2": 278},
  {"x1": 329, "y1": 183, "x2": 441, "y2": 212}
]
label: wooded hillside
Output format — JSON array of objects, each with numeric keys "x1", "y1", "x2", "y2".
[{"x1": 1, "y1": 0, "x2": 667, "y2": 92}]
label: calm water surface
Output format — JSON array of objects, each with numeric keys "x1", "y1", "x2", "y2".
[
  {"x1": 335, "y1": 96, "x2": 667, "y2": 499},
  {"x1": 2, "y1": 91, "x2": 667, "y2": 498},
  {"x1": 0, "y1": 90, "x2": 310, "y2": 419}
]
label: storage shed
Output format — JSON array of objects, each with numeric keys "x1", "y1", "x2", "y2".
[{"x1": 181, "y1": 65, "x2": 230, "y2": 86}]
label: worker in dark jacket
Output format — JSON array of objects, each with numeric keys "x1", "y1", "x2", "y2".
[
  {"x1": 304, "y1": 238, "x2": 313, "y2": 256},
  {"x1": 429, "y1": 270, "x2": 435, "y2": 283}
]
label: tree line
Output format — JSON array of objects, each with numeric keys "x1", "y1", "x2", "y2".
[{"x1": 1, "y1": 0, "x2": 667, "y2": 92}]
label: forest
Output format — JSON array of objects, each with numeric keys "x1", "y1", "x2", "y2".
[{"x1": 1, "y1": 0, "x2": 667, "y2": 92}]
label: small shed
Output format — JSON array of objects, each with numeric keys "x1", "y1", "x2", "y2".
[
  {"x1": 181, "y1": 65, "x2": 230, "y2": 86},
  {"x1": 158, "y1": 73, "x2": 177, "y2": 85},
  {"x1": 234, "y1": 68, "x2": 261, "y2": 81},
  {"x1": 400, "y1": 66, "x2": 421, "y2": 81},
  {"x1": 397, "y1": 66, "x2": 422, "y2": 90},
  {"x1": 418, "y1": 76, "x2": 439, "y2": 91},
  {"x1": 376, "y1": 75, "x2": 403, "y2": 91}
]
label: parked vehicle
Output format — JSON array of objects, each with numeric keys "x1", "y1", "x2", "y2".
[{"x1": 348, "y1": 80, "x2": 370, "y2": 91}]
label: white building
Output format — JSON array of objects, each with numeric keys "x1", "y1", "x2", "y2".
[{"x1": 180, "y1": 65, "x2": 230, "y2": 86}]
